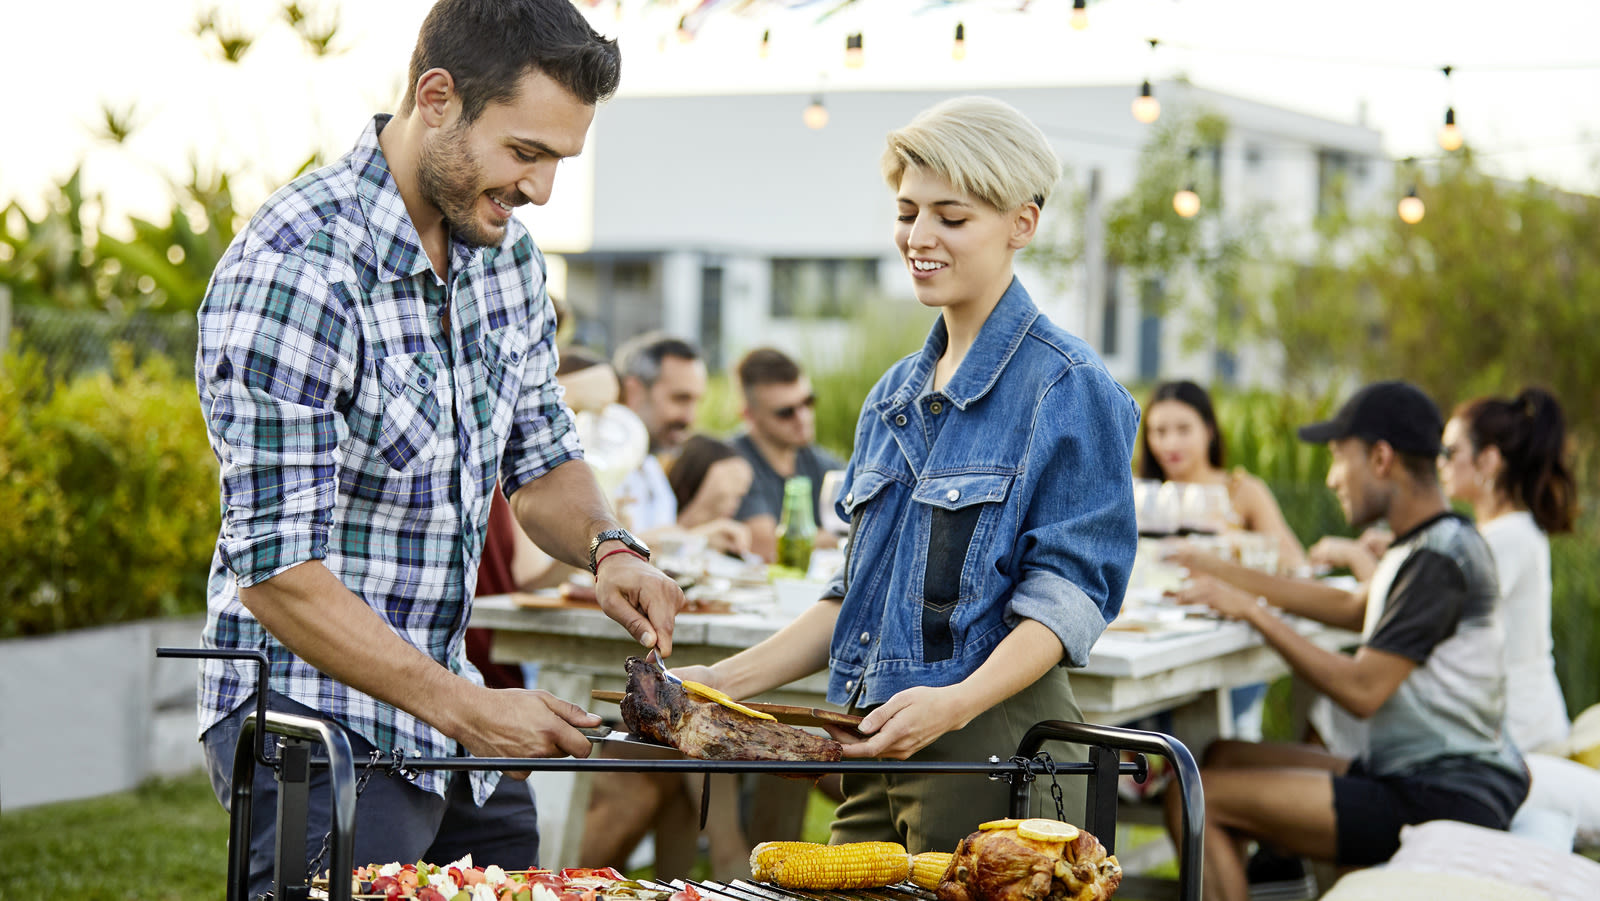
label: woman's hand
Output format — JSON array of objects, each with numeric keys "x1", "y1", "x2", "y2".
[
  {"x1": 834, "y1": 685, "x2": 976, "y2": 760},
  {"x1": 691, "y1": 518, "x2": 753, "y2": 556},
  {"x1": 1159, "y1": 539, "x2": 1226, "y2": 576},
  {"x1": 1167, "y1": 574, "x2": 1260, "y2": 622},
  {"x1": 666, "y1": 664, "x2": 724, "y2": 691},
  {"x1": 1308, "y1": 536, "x2": 1373, "y2": 573}
]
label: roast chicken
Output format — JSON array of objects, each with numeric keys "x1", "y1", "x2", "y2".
[
  {"x1": 936, "y1": 820, "x2": 1122, "y2": 901},
  {"x1": 619, "y1": 656, "x2": 843, "y2": 761}
]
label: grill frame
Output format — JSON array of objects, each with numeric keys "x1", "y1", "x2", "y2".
[{"x1": 161, "y1": 649, "x2": 1201, "y2": 901}]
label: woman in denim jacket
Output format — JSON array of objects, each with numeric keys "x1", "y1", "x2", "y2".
[{"x1": 675, "y1": 97, "x2": 1140, "y2": 852}]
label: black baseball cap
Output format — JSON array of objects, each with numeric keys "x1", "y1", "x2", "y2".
[{"x1": 1297, "y1": 380, "x2": 1444, "y2": 456}]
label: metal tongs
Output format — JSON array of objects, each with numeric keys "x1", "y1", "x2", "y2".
[
  {"x1": 647, "y1": 647, "x2": 683, "y2": 685},
  {"x1": 647, "y1": 647, "x2": 713, "y2": 829}
]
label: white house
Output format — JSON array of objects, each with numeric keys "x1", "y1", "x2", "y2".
[{"x1": 524, "y1": 81, "x2": 1388, "y2": 385}]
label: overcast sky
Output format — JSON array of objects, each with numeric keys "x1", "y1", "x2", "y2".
[{"x1": 7, "y1": 0, "x2": 1598, "y2": 227}]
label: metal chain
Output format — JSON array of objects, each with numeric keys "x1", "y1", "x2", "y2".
[
  {"x1": 1008, "y1": 751, "x2": 1068, "y2": 823},
  {"x1": 303, "y1": 749, "x2": 415, "y2": 887}
]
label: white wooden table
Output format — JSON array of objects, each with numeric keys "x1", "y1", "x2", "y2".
[{"x1": 470, "y1": 594, "x2": 1358, "y2": 867}]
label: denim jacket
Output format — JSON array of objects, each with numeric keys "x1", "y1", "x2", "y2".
[{"x1": 821, "y1": 278, "x2": 1140, "y2": 708}]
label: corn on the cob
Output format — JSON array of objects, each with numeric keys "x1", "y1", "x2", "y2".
[
  {"x1": 749, "y1": 842, "x2": 825, "y2": 881},
  {"x1": 767, "y1": 841, "x2": 911, "y2": 890},
  {"x1": 909, "y1": 852, "x2": 954, "y2": 890}
]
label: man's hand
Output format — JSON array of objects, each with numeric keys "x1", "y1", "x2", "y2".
[
  {"x1": 453, "y1": 686, "x2": 602, "y2": 777},
  {"x1": 1168, "y1": 574, "x2": 1261, "y2": 622},
  {"x1": 594, "y1": 552, "x2": 686, "y2": 654},
  {"x1": 835, "y1": 685, "x2": 975, "y2": 760}
]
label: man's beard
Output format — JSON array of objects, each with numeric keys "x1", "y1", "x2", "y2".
[{"x1": 417, "y1": 125, "x2": 514, "y2": 249}]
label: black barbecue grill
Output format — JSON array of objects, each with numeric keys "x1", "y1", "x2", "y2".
[{"x1": 159, "y1": 648, "x2": 1204, "y2": 901}]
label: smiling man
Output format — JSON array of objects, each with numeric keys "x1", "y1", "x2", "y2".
[{"x1": 193, "y1": 1, "x2": 683, "y2": 893}]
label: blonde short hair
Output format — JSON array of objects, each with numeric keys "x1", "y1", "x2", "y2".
[{"x1": 881, "y1": 96, "x2": 1060, "y2": 212}]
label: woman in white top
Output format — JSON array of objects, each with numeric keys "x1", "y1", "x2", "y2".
[
  {"x1": 1437, "y1": 386, "x2": 1575, "y2": 752},
  {"x1": 1438, "y1": 386, "x2": 1599, "y2": 849}
]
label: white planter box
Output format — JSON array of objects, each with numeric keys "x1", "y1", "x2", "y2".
[{"x1": 0, "y1": 616, "x2": 206, "y2": 810}]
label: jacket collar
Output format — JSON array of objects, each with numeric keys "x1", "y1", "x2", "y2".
[
  {"x1": 888, "y1": 277, "x2": 1039, "y2": 412},
  {"x1": 351, "y1": 115, "x2": 487, "y2": 284}
]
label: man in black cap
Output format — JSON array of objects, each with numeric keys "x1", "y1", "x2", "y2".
[{"x1": 1159, "y1": 381, "x2": 1528, "y2": 901}]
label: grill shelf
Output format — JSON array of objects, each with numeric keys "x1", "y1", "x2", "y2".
[{"x1": 159, "y1": 647, "x2": 1203, "y2": 901}]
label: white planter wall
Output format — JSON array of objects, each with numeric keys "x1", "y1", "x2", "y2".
[{"x1": 0, "y1": 616, "x2": 206, "y2": 810}]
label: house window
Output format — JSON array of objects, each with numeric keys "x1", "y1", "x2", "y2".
[
  {"x1": 770, "y1": 258, "x2": 879, "y2": 318},
  {"x1": 1101, "y1": 263, "x2": 1121, "y2": 356},
  {"x1": 1317, "y1": 149, "x2": 1367, "y2": 218}
]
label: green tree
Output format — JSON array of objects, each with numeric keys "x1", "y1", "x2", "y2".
[{"x1": 1259, "y1": 150, "x2": 1600, "y2": 422}]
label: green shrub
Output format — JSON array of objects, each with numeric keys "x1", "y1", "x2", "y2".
[{"x1": 0, "y1": 346, "x2": 217, "y2": 637}]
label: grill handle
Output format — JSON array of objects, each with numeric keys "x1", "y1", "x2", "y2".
[
  {"x1": 1010, "y1": 719, "x2": 1202, "y2": 901},
  {"x1": 159, "y1": 646, "x2": 275, "y2": 768},
  {"x1": 229, "y1": 710, "x2": 358, "y2": 901}
]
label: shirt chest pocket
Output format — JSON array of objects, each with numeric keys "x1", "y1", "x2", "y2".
[
  {"x1": 481, "y1": 327, "x2": 529, "y2": 393},
  {"x1": 375, "y1": 353, "x2": 443, "y2": 471}
]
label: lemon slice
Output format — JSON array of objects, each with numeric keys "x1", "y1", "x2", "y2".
[
  {"x1": 1016, "y1": 818, "x2": 1079, "y2": 843},
  {"x1": 978, "y1": 818, "x2": 1024, "y2": 831},
  {"x1": 680, "y1": 680, "x2": 777, "y2": 721}
]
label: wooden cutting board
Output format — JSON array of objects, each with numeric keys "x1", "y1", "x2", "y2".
[{"x1": 590, "y1": 690, "x2": 865, "y2": 737}]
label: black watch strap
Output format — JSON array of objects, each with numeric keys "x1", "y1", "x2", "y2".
[{"x1": 589, "y1": 528, "x2": 650, "y2": 574}]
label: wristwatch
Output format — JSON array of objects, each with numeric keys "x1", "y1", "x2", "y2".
[{"x1": 588, "y1": 528, "x2": 651, "y2": 574}]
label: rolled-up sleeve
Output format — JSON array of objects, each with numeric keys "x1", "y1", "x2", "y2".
[
  {"x1": 1005, "y1": 365, "x2": 1141, "y2": 666},
  {"x1": 198, "y1": 254, "x2": 352, "y2": 587},
  {"x1": 499, "y1": 282, "x2": 584, "y2": 499}
]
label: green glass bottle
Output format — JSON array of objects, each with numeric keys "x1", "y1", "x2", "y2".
[{"x1": 775, "y1": 475, "x2": 817, "y2": 574}]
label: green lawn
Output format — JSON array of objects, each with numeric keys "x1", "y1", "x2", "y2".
[{"x1": 0, "y1": 772, "x2": 230, "y2": 900}]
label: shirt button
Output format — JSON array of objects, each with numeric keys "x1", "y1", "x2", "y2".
[
  {"x1": 930, "y1": 401, "x2": 943, "y2": 414},
  {"x1": 947, "y1": 489, "x2": 961, "y2": 502},
  {"x1": 845, "y1": 680, "x2": 855, "y2": 692},
  {"x1": 895, "y1": 414, "x2": 908, "y2": 426},
  {"x1": 859, "y1": 631, "x2": 871, "y2": 645},
  {"x1": 417, "y1": 373, "x2": 432, "y2": 390},
  {"x1": 845, "y1": 492, "x2": 854, "y2": 506}
]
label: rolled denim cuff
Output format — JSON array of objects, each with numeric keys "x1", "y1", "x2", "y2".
[{"x1": 1005, "y1": 569, "x2": 1109, "y2": 668}]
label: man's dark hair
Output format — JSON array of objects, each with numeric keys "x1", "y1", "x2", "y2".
[
  {"x1": 1395, "y1": 450, "x2": 1439, "y2": 484},
  {"x1": 402, "y1": 0, "x2": 621, "y2": 123},
  {"x1": 737, "y1": 347, "x2": 803, "y2": 393},
  {"x1": 613, "y1": 332, "x2": 699, "y2": 387}
]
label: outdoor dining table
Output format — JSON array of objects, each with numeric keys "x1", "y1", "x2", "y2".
[{"x1": 469, "y1": 585, "x2": 1360, "y2": 868}]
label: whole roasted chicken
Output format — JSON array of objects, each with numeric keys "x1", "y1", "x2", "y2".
[
  {"x1": 936, "y1": 819, "x2": 1122, "y2": 901},
  {"x1": 619, "y1": 656, "x2": 843, "y2": 761}
]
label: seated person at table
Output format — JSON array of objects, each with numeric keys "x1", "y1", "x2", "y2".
[
  {"x1": 1140, "y1": 379, "x2": 1307, "y2": 740},
  {"x1": 666, "y1": 434, "x2": 754, "y2": 556},
  {"x1": 1164, "y1": 380, "x2": 1529, "y2": 901},
  {"x1": 730, "y1": 347, "x2": 844, "y2": 562}
]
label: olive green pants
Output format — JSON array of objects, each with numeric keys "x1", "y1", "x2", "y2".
[{"x1": 829, "y1": 666, "x2": 1087, "y2": 853}]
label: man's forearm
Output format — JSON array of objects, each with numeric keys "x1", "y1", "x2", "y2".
[
  {"x1": 238, "y1": 560, "x2": 473, "y2": 738},
  {"x1": 1196, "y1": 557, "x2": 1366, "y2": 631},
  {"x1": 1245, "y1": 604, "x2": 1378, "y2": 717},
  {"x1": 509, "y1": 459, "x2": 623, "y2": 568}
]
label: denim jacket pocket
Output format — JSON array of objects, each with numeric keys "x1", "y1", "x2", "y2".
[
  {"x1": 375, "y1": 353, "x2": 442, "y2": 471},
  {"x1": 841, "y1": 469, "x2": 898, "y2": 598},
  {"x1": 912, "y1": 470, "x2": 1015, "y2": 662}
]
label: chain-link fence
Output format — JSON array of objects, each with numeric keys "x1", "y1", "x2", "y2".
[{"x1": 5, "y1": 301, "x2": 197, "y2": 378}]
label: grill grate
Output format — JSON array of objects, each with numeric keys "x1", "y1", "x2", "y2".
[{"x1": 638, "y1": 878, "x2": 939, "y2": 901}]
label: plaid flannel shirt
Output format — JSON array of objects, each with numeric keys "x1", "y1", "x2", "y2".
[{"x1": 195, "y1": 115, "x2": 583, "y2": 802}]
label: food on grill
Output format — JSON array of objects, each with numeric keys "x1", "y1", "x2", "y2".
[
  {"x1": 337, "y1": 862, "x2": 684, "y2": 901},
  {"x1": 911, "y1": 852, "x2": 956, "y2": 890},
  {"x1": 619, "y1": 656, "x2": 843, "y2": 761},
  {"x1": 937, "y1": 818, "x2": 1122, "y2": 901},
  {"x1": 749, "y1": 840, "x2": 912, "y2": 889}
]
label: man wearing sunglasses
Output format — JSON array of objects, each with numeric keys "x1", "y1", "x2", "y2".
[{"x1": 731, "y1": 347, "x2": 844, "y2": 562}]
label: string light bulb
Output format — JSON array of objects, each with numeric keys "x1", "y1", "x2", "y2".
[
  {"x1": 1132, "y1": 81, "x2": 1160, "y2": 123},
  {"x1": 803, "y1": 95, "x2": 829, "y2": 130},
  {"x1": 1438, "y1": 107, "x2": 1463, "y2": 152},
  {"x1": 1071, "y1": 0, "x2": 1088, "y2": 31},
  {"x1": 1398, "y1": 186, "x2": 1425, "y2": 224},
  {"x1": 953, "y1": 22, "x2": 966, "y2": 61},
  {"x1": 1173, "y1": 185, "x2": 1201, "y2": 218},
  {"x1": 845, "y1": 33, "x2": 864, "y2": 69},
  {"x1": 760, "y1": 28, "x2": 770, "y2": 59}
]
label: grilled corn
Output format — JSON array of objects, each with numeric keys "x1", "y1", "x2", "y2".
[
  {"x1": 755, "y1": 841, "x2": 911, "y2": 889},
  {"x1": 909, "y1": 852, "x2": 954, "y2": 890}
]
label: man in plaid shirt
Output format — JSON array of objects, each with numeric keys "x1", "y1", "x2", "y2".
[{"x1": 194, "y1": 0, "x2": 683, "y2": 889}]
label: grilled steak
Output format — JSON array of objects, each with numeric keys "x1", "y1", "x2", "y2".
[
  {"x1": 937, "y1": 824, "x2": 1122, "y2": 901},
  {"x1": 619, "y1": 656, "x2": 843, "y2": 761}
]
